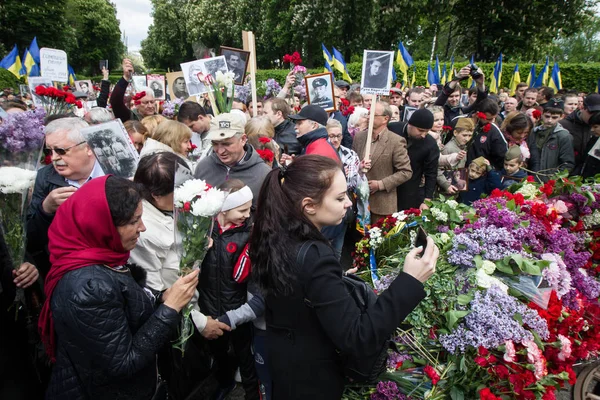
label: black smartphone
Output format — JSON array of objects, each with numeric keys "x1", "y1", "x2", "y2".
[
  {"x1": 99, "y1": 60, "x2": 108, "y2": 70},
  {"x1": 415, "y1": 226, "x2": 428, "y2": 252}
]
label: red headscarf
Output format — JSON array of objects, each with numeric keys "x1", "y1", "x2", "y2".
[{"x1": 38, "y1": 175, "x2": 130, "y2": 361}]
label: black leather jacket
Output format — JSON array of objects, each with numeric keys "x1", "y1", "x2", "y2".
[
  {"x1": 198, "y1": 221, "x2": 250, "y2": 317},
  {"x1": 46, "y1": 264, "x2": 179, "y2": 400},
  {"x1": 274, "y1": 119, "x2": 302, "y2": 155}
]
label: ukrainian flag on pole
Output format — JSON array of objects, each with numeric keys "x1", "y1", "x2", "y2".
[
  {"x1": 0, "y1": 45, "x2": 23, "y2": 78},
  {"x1": 396, "y1": 41, "x2": 413, "y2": 87},
  {"x1": 441, "y1": 63, "x2": 447, "y2": 85},
  {"x1": 448, "y1": 56, "x2": 455, "y2": 82},
  {"x1": 321, "y1": 43, "x2": 333, "y2": 74},
  {"x1": 434, "y1": 56, "x2": 441, "y2": 85},
  {"x1": 534, "y1": 57, "x2": 549, "y2": 88},
  {"x1": 332, "y1": 47, "x2": 352, "y2": 82},
  {"x1": 509, "y1": 64, "x2": 521, "y2": 96},
  {"x1": 489, "y1": 53, "x2": 502, "y2": 93},
  {"x1": 427, "y1": 63, "x2": 436, "y2": 86},
  {"x1": 526, "y1": 64, "x2": 536, "y2": 87},
  {"x1": 411, "y1": 65, "x2": 416, "y2": 88},
  {"x1": 21, "y1": 47, "x2": 39, "y2": 79},
  {"x1": 548, "y1": 62, "x2": 562, "y2": 92}
]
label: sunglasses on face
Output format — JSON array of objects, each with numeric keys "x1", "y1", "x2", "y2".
[{"x1": 44, "y1": 141, "x2": 86, "y2": 156}]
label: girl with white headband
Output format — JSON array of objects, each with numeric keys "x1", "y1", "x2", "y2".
[{"x1": 196, "y1": 179, "x2": 260, "y2": 400}]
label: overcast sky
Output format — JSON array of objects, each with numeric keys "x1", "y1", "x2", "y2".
[{"x1": 112, "y1": 0, "x2": 153, "y2": 52}]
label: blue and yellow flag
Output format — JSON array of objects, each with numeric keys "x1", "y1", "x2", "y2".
[
  {"x1": 396, "y1": 41, "x2": 413, "y2": 86},
  {"x1": 321, "y1": 43, "x2": 333, "y2": 73},
  {"x1": 526, "y1": 64, "x2": 536, "y2": 87},
  {"x1": 411, "y1": 65, "x2": 416, "y2": 88},
  {"x1": 0, "y1": 45, "x2": 22, "y2": 78},
  {"x1": 332, "y1": 47, "x2": 352, "y2": 82},
  {"x1": 434, "y1": 56, "x2": 441, "y2": 85},
  {"x1": 534, "y1": 57, "x2": 549, "y2": 88},
  {"x1": 467, "y1": 55, "x2": 475, "y2": 88},
  {"x1": 426, "y1": 63, "x2": 436, "y2": 86},
  {"x1": 441, "y1": 63, "x2": 447, "y2": 85},
  {"x1": 548, "y1": 62, "x2": 562, "y2": 92},
  {"x1": 509, "y1": 64, "x2": 521, "y2": 96},
  {"x1": 29, "y1": 37, "x2": 41, "y2": 64},
  {"x1": 448, "y1": 56, "x2": 455, "y2": 82},
  {"x1": 20, "y1": 47, "x2": 39, "y2": 78},
  {"x1": 68, "y1": 65, "x2": 77, "y2": 86},
  {"x1": 489, "y1": 53, "x2": 502, "y2": 93}
]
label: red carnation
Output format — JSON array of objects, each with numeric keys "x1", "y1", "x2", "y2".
[
  {"x1": 532, "y1": 109, "x2": 542, "y2": 119},
  {"x1": 423, "y1": 365, "x2": 440, "y2": 385},
  {"x1": 283, "y1": 54, "x2": 292, "y2": 64},
  {"x1": 340, "y1": 98, "x2": 349, "y2": 107},
  {"x1": 479, "y1": 388, "x2": 502, "y2": 400},
  {"x1": 395, "y1": 361, "x2": 403, "y2": 370},
  {"x1": 190, "y1": 142, "x2": 197, "y2": 151},
  {"x1": 76, "y1": 100, "x2": 83, "y2": 109},
  {"x1": 527, "y1": 175, "x2": 535, "y2": 182},
  {"x1": 477, "y1": 112, "x2": 487, "y2": 119},
  {"x1": 482, "y1": 123, "x2": 491, "y2": 133},
  {"x1": 35, "y1": 85, "x2": 48, "y2": 96},
  {"x1": 132, "y1": 91, "x2": 146, "y2": 102},
  {"x1": 474, "y1": 356, "x2": 488, "y2": 367},
  {"x1": 256, "y1": 148, "x2": 275, "y2": 163},
  {"x1": 62, "y1": 85, "x2": 70, "y2": 91},
  {"x1": 442, "y1": 125, "x2": 453, "y2": 131},
  {"x1": 183, "y1": 202, "x2": 191, "y2": 212},
  {"x1": 258, "y1": 137, "x2": 271, "y2": 144}
]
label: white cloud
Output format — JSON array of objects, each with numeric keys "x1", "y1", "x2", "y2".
[{"x1": 112, "y1": 0, "x2": 153, "y2": 52}]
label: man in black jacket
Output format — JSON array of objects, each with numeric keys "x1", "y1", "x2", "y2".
[
  {"x1": 263, "y1": 97, "x2": 302, "y2": 155},
  {"x1": 388, "y1": 109, "x2": 439, "y2": 211},
  {"x1": 435, "y1": 65, "x2": 488, "y2": 127},
  {"x1": 461, "y1": 98, "x2": 508, "y2": 171},
  {"x1": 560, "y1": 93, "x2": 600, "y2": 170},
  {"x1": 26, "y1": 117, "x2": 103, "y2": 277}
]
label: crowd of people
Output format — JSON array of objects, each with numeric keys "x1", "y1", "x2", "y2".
[{"x1": 0, "y1": 56, "x2": 599, "y2": 400}]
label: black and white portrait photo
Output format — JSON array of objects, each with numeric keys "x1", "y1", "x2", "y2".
[
  {"x1": 28, "y1": 76, "x2": 54, "y2": 107},
  {"x1": 81, "y1": 120, "x2": 139, "y2": 179},
  {"x1": 305, "y1": 72, "x2": 336, "y2": 112},
  {"x1": 167, "y1": 72, "x2": 189, "y2": 100},
  {"x1": 19, "y1": 84, "x2": 30, "y2": 96},
  {"x1": 132, "y1": 75, "x2": 147, "y2": 92},
  {"x1": 75, "y1": 80, "x2": 93, "y2": 95},
  {"x1": 180, "y1": 60, "x2": 208, "y2": 96},
  {"x1": 147, "y1": 74, "x2": 166, "y2": 100},
  {"x1": 588, "y1": 138, "x2": 600, "y2": 161},
  {"x1": 204, "y1": 56, "x2": 228, "y2": 80},
  {"x1": 361, "y1": 50, "x2": 394, "y2": 95},
  {"x1": 219, "y1": 47, "x2": 250, "y2": 85}
]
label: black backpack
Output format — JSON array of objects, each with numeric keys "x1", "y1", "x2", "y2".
[{"x1": 298, "y1": 241, "x2": 394, "y2": 383}]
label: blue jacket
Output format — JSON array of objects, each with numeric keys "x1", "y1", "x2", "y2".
[
  {"x1": 458, "y1": 170, "x2": 502, "y2": 206},
  {"x1": 500, "y1": 168, "x2": 528, "y2": 189}
]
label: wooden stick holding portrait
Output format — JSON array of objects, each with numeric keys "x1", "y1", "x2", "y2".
[
  {"x1": 362, "y1": 94, "x2": 378, "y2": 173},
  {"x1": 243, "y1": 31, "x2": 258, "y2": 117}
]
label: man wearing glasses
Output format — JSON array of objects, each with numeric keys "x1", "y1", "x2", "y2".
[{"x1": 26, "y1": 117, "x2": 103, "y2": 277}]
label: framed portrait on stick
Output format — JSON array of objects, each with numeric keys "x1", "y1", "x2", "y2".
[
  {"x1": 305, "y1": 72, "x2": 336, "y2": 112},
  {"x1": 75, "y1": 80, "x2": 93, "y2": 94},
  {"x1": 180, "y1": 56, "x2": 229, "y2": 96},
  {"x1": 360, "y1": 50, "x2": 394, "y2": 95},
  {"x1": 28, "y1": 76, "x2": 54, "y2": 107},
  {"x1": 81, "y1": 120, "x2": 139, "y2": 179},
  {"x1": 166, "y1": 71, "x2": 191, "y2": 101},
  {"x1": 219, "y1": 46, "x2": 250, "y2": 85}
]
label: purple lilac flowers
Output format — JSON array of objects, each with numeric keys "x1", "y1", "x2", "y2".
[
  {"x1": 0, "y1": 108, "x2": 45, "y2": 152},
  {"x1": 439, "y1": 285, "x2": 549, "y2": 354}
]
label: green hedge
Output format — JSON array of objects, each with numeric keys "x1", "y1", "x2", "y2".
[
  {"x1": 0, "y1": 68, "x2": 22, "y2": 92},
  {"x1": 51, "y1": 61, "x2": 600, "y2": 93}
]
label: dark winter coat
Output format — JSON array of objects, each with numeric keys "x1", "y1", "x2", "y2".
[
  {"x1": 26, "y1": 165, "x2": 70, "y2": 278},
  {"x1": 458, "y1": 170, "x2": 502, "y2": 206},
  {"x1": 560, "y1": 110, "x2": 593, "y2": 170},
  {"x1": 527, "y1": 123, "x2": 575, "y2": 181},
  {"x1": 46, "y1": 264, "x2": 179, "y2": 400},
  {"x1": 109, "y1": 77, "x2": 145, "y2": 123},
  {"x1": 274, "y1": 119, "x2": 302, "y2": 155},
  {"x1": 265, "y1": 240, "x2": 425, "y2": 400},
  {"x1": 96, "y1": 79, "x2": 111, "y2": 108},
  {"x1": 388, "y1": 121, "x2": 440, "y2": 210},
  {"x1": 455, "y1": 116, "x2": 507, "y2": 170},
  {"x1": 500, "y1": 168, "x2": 528, "y2": 189},
  {"x1": 580, "y1": 136, "x2": 600, "y2": 178},
  {"x1": 198, "y1": 221, "x2": 250, "y2": 317}
]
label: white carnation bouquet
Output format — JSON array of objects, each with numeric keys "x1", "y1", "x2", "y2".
[{"x1": 172, "y1": 175, "x2": 226, "y2": 353}]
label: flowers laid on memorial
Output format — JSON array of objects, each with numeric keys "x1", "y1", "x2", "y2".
[
  {"x1": 346, "y1": 175, "x2": 600, "y2": 399},
  {"x1": 34, "y1": 85, "x2": 82, "y2": 114}
]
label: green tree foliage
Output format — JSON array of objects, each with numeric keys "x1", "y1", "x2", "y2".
[
  {"x1": 0, "y1": 0, "x2": 69, "y2": 53},
  {"x1": 549, "y1": 15, "x2": 600, "y2": 63},
  {"x1": 140, "y1": 0, "x2": 194, "y2": 71},
  {"x1": 64, "y1": 0, "x2": 125, "y2": 75}
]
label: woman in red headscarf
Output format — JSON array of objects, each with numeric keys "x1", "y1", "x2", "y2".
[{"x1": 39, "y1": 175, "x2": 199, "y2": 400}]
